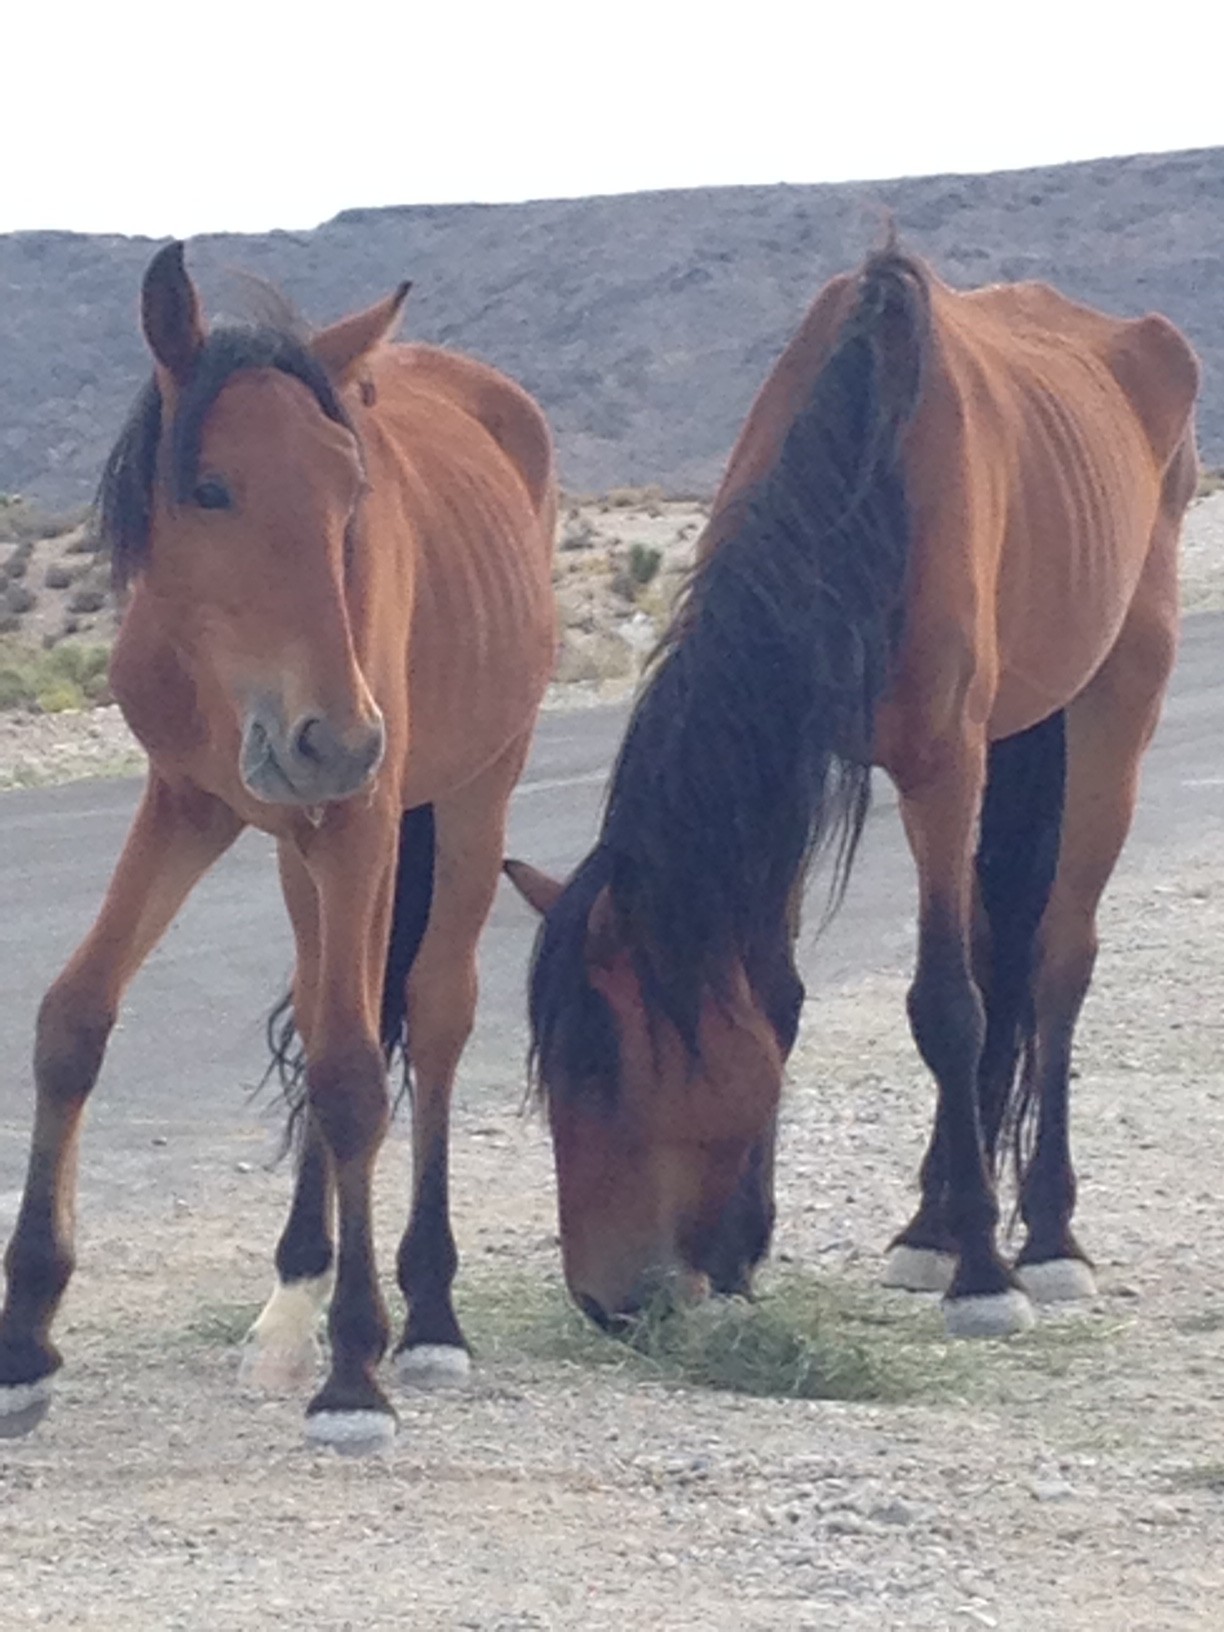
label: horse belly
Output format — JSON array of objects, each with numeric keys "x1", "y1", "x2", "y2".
[
  {"x1": 989, "y1": 491, "x2": 1156, "y2": 739},
  {"x1": 399, "y1": 526, "x2": 555, "y2": 802}
]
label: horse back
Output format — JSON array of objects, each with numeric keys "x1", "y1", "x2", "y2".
[{"x1": 371, "y1": 343, "x2": 556, "y2": 524}]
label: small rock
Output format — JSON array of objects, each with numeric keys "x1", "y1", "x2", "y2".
[{"x1": 871, "y1": 1498, "x2": 917, "y2": 1526}]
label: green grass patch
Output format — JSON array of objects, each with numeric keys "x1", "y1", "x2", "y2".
[
  {"x1": 459, "y1": 1269, "x2": 983, "y2": 1404},
  {"x1": 0, "y1": 638, "x2": 112, "y2": 711},
  {"x1": 181, "y1": 1301, "x2": 262, "y2": 1348}
]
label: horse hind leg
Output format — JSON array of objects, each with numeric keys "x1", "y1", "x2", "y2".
[
  {"x1": 239, "y1": 1115, "x2": 334, "y2": 1393},
  {"x1": 1016, "y1": 590, "x2": 1175, "y2": 1304},
  {"x1": 240, "y1": 847, "x2": 334, "y2": 1394}
]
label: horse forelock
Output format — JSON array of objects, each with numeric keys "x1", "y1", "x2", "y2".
[{"x1": 96, "y1": 323, "x2": 355, "y2": 590}]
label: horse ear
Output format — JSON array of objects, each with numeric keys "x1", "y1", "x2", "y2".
[
  {"x1": 311, "y1": 283, "x2": 411, "y2": 384},
  {"x1": 583, "y1": 885, "x2": 624, "y2": 971},
  {"x1": 503, "y1": 858, "x2": 566, "y2": 917},
  {"x1": 142, "y1": 241, "x2": 205, "y2": 383}
]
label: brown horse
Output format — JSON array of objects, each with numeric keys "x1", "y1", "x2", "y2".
[
  {"x1": 0, "y1": 243, "x2": 556, "y2": 1448},
  {"x1": 507, "y1": 243, "x2": 1198, "y2": 1338}
]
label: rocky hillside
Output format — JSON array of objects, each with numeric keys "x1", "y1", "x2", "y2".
[{"x1": 2, "y1": 146, "x2": 1223, "y2": 504}]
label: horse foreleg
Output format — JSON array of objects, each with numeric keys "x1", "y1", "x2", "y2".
[
  {"x1": 893, "y1": 748, "x2": 1033, "y2": 1338},
  {"x1": 0, "y1": 777, "x2": 241, "y2": 1434},
  {"x1": 293, "y1": 805, "x2": 398, "y2": 1449}
]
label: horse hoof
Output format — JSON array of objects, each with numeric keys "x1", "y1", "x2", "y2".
[
  {"x1": 0, "y1": 1378, "x2": 52, "y2": 1439},
  {"x1": 304, "y1": 1409, "x2": 396, "y2": 1455},
  {"x1": 393, "y1": 1344, "x2": 471, "y2": 1390},
  {"x1": 238, "y1": 1336, "x2": 320, "y2": 1394},
  {"x1": 881, "y1": 1244, "x2": 956, "y2": 1294},
  {"x1": 943, "y1": 1287, "x2": 1035, "y2": 1340},
  {"x1": 1015, "y1": 1258, "x2": 1097, "y2": 1304}
]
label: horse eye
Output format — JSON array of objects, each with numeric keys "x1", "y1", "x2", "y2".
[{"x1": 192, "y1": 477, "x2": 233, "y2": 511}]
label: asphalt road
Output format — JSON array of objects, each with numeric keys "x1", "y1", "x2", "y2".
[{"x1": 0, "y1": 613, "x2": 1219, "y2": 1185}]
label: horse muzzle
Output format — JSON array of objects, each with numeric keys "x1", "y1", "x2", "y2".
[{"x1": 240, "y1": 702, "x2": 386, "y2": 806}]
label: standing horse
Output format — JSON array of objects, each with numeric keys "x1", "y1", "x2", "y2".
[
  {"x1": 0, "y1": 243, "x2": 556, "y2": 1448},
  {"x1": 507, "y1": 244, "x2": 1198, "y2": 1338}
]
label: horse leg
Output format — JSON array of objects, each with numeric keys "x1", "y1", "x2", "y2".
[
  {"x1": 240, "y1": 845, "x2": 334, "y2": 1392},
  {"x1": 393, "y1": 735, "x2": 531, "y2": 1387},
  {"x1": 893, "y1": 748, "x2": 1033, "y2": 1337},
  {"x1": 293, "y1": 802, "x2": 400, "y2": 1448},
  {"x1": 0, "y1": 777, "x2": 241, "y2": 1433},
  {"x1": 1015, "y1": 580, "x2": 1175, "y2": 1303}
]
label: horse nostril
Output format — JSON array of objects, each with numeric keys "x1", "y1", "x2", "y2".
[{"x1": 294, "y1": 717, "x2": 326, "y2": 764}]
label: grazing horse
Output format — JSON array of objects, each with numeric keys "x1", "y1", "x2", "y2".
[
  {"x1": 0, "y1": 243, "x2": 556, "y2": 1448},
  {"x1": 507, "y1": 243, "x2": 1198, "y2": 1338}
]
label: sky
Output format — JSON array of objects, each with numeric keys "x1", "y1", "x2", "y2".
[{"x1": 8, "y1": 0, "x2": 1223, "y2": 238}]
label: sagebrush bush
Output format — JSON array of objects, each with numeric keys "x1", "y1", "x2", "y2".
[{"x1": 0, "y1": 640, "x2": 111, "y2": 712}]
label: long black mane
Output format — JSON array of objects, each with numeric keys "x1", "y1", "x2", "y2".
[
  {"x1": 529, "y1": 248, "x2": 932, "y2": 1107},
  {"x1": 96, "y1": 323, "x2": 352, "y2": 590}
]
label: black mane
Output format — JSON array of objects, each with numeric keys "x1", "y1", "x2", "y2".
[
  {"x1": 529, "y1": 249, "x2": 931, "y2": 1108},
  {"x1": 96, "y1": 324, "x2": 352, "y2": 590}
]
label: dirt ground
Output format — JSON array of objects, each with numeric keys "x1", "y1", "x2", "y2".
[{"x1": 0, "y1": 498, "x2": 1221, "y2": 1628}]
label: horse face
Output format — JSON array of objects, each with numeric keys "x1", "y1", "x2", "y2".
[
  {"x1": 129, "y1": 243, "x2": 406, "y2": 808},
  {"x1": 152, "y1": 369, "x2": 386, "y2": 807},
  {"x1": 506, "y1": 860, "x2": 784, "y2": 1326}
]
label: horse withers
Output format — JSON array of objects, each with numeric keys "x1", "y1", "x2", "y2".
[
  {"x1": 508, "y1": 245, "x2": 1199, "y2": 1339},
  {"x1": 0, "y1": 243, "x2": 557, "y2": 1449}
]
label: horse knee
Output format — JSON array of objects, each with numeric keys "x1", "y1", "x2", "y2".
[
  {"x1": 307, "y1": 1041, "x2": 388, "y2": 1164},
  {"x1": 34, "y1": 985, "x2": 114, "y2": 1106}
]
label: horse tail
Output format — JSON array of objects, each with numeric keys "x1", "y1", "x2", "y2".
[
  {"x1": 265, "y1": 804, "x2": 436, "y2": 1146},
  {"x1": 973, "y1": 712, "x2": 1067, "y2": 1181},
  {"x1": 588, "y1": 246, "x2": 932, "y2": 1058}
]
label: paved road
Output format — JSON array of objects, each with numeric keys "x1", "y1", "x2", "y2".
[{"x1": 0, "y1": 613, "x2": 1219, "y2": 1184}]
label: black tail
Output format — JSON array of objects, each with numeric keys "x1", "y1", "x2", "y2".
[
  {"x1": 974, "y1": 711, "x2": 1067, "y2": 1180},
  {"x1": 265, "y1": 804, "x2": 436, "y2": 1142},
  {"x1": 531, "y1": 247, "x2": 931, "y2": 1104}
]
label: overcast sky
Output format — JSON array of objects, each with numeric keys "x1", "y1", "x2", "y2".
[{"x1": 9, "y1": 0, "x2": 1222, "y2": 238}]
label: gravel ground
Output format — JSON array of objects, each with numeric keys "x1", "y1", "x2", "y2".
[
  {"x1": 0, "y1": 842, "x2": 1220, "y2": 1629},
  {"x1": 0, "y1": 497, "x2": 1221, "y2": 1628}
]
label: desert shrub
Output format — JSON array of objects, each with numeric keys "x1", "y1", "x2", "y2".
[
  {"x1": 0, "y1": 640, "x2": 112, "y2": 711},
  {"x1": 0, "y1": 497, "x2": 87, "y2": 544},
  {"x1": 44, "y1": 562, "x2": 81, "y2": 590},
  {"x1": 5, "y1": 583, "x2": 36, "y2": 615},
  {"x1": 67, "y1": 584, "x2": 107, "y2": 615},
  {"x1": 627, "y1": 543, "x2": 662, "y2": 587}
]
